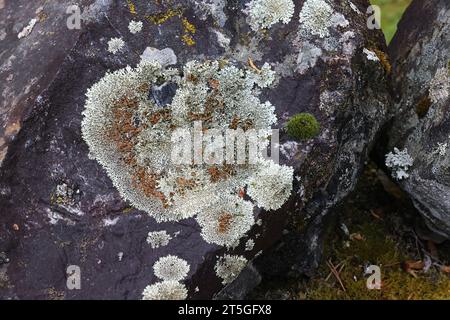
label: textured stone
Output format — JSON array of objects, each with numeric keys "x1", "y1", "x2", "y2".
[
  {"x1": 383, "y1": 0, "x2": 450, "y2": 239},
  {"x1": 0, "y1": 0, "x2": 389, "y2": 299}
]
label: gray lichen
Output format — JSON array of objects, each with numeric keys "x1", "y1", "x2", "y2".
[
  {"x1": 245, "y1": 0, "x2": 295, "y2": 31},
  {"x1": 215, "y1": 254, "x2": 248, "y2": 285}
]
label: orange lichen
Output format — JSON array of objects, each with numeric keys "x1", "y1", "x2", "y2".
[
  {"x1": 208, "y1": 165, "x2": 235, "y2": 183},
  {"x1": 217, "y1": 212, "x2": 233, "y2": 234},
  {"x1": 373, "y1": 48, "x2": 392, "y2": 74},
  {"x1": 149, "y1": 109, "x2": 171, "y2": 125},
  {"x1": 106, "y1": 95, "x2": 169, "y2": 206}
]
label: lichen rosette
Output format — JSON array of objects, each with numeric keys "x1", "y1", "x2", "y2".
[{"x1": 82, "y1": 59, "x2": 294, "y2": 247}]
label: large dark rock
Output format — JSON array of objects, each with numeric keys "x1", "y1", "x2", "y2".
[
  {"x1": 0, "y1": 0, "x2": 390, "y2": 299},
  {"x1": 384, "y1": 0, "x2": 450, "y2": 239}
]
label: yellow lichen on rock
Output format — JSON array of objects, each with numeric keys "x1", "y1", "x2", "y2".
[
  {"x1": 181, "y1": 34, "x2": 195, "y2": 46},
  {"x1": 127, "y1": 0, "x2": 137, "y2": 15},
  {"x1": 182, "y1": 17, "x2": 196, "y2": 34},
  {"x1": 146, "y1": 8, "x2": 183, "y2": 25}
]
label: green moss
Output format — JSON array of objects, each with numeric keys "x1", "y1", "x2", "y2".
[
  {"x1": 250, "y1": 164, "x2": 450, "y2": 300},
  {"x1": 286, "y1": 113, "x2": 320, "y2": 141},
  {"x1": 303, "y1": 221, "x2": 450, "y2": 300}
]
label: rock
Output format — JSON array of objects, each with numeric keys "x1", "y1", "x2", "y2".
[
  {"x1": 383, "y1": 0, "x2": 450, "y2": 239},
  {"x1": 214, "y1": 263, "x2": 261, "y2": 300},
  {"x1": 0, "y1": 0, "x2": 390, "y2": 299}
]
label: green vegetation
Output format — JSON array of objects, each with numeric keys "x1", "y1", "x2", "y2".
[
  {"x1": 301, "y1": 165, "x2": 450, "y2": 300},
  {"x1": 250, "y1": 164, "x2": 450, "y2": 300},
  {"x1": 370, "y1": 0, "x2": 412, "y2": 44},
  {"x1": 286, "y1": 113, "x2": 320, "y2": 141},
  {"x1": 303, "y1": 222, "x2": 450, "y2": 300}
]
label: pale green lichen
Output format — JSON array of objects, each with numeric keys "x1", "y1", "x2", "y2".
[
  {"x1": 128, "y1": 20, "x2": 143, "y2": 34},
  {"x1": 245, "y1": 239, "x2": 255, "y2": 251},
  {"x1": 146, "y1": 230, "x2": 172, "y2": 249},
  {"x1": 385, "y1": 148, "x2": 414, "y2": 180},
  {"x1": 298, "y1": 0, "x2": 334, "y2": 38},
  {"x1": 153, "y1": 255, "x2": 190, "y2": 281},
  {"x1": 107, "y1": 37, "x2": 125, "y2": 54},
  {"x1": 247, "y1": 161, "x2": 294, "y2": 210},
  {"x1": 197, "y1": 195, "x2": 254, "y2": 248},
  {"x1": 142, "y1": 255, "x2": 190, "y2": 300},
  {"x1": 81, "y1": 60, "x2": 294, "y2": 248},
  {"x1": 214, "y1": 254, "x2": 248, "y2": 285},
  {"x1": 245, "y1": 0, "x2": 295, "y2": 31},
  {"x1": 142, "y1": 281, "x2": 188, "y2": 300}
]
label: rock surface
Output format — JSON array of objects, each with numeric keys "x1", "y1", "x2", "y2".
[
  {"x1": 385, "y1": 0, "x2": 450, "y2": 239},
  {"x1": 0, "y1": 0, "x2": 389, "y2": 299}
]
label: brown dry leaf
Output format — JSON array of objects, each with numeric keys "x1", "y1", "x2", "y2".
[
  {"x1": 248, "y1": 57, "x2": 261, "y2": 74},
  {"x1": 402, "y1": 260, "x2": 425, "y2": 278},
  {"x1": 403, "y1": 260, "x2": 425, "y2": 270},
  {"x1": 370, "y1": 208, "x2": 384, "y2": 221},
  {"x1": 440, "y1": 265, "x2": 450, "y2": 274},
  {"x1": 350, "y1": 233, "x2": 365, "y2": 241}
]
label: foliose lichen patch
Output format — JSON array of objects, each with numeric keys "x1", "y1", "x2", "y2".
[{"x1": 82, "y1": 59, "x2": 294, "y2": 249}]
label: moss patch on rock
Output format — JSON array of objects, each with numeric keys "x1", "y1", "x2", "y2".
[{"x1": 286, "y1": 113, "x2": 320, "y2": 141}]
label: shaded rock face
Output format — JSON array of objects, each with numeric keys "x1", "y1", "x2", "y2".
[
  {"x1": 0, "y1": 0, "x2": 389, "y2": 299},
  {"x1": 386, "y1": 0, "x2": 450, "y2": 239}
]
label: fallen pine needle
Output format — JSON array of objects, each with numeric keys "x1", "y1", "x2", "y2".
[{"x1": 326, "y1": 260, "x2": 346, "y2": 292}]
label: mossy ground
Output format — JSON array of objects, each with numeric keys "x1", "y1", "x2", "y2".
[
  {"x1": 370, "y1": 0, "x2": 412, "y2": 44},
  {"x1": 252, "y1": 163, "x2": 450, "y2": 300}
]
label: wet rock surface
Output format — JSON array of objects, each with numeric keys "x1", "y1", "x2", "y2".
[
  {"x1": 384, "y1": 0, "x2": 450, "y2": 239},
  {"x1": 0, "y1": 0, "x2": 389, "y2": 299}
]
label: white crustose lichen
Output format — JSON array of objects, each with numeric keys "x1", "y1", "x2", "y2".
[
  {"x1": 142, "y1": 255, "x2": 190, "y2": 300},
  {"x1": 142, "y1": 280, "x2": 188, "y2": 300},
  {"x1": 214, "y1": 254, "x2": 248, "y2": 285},
  {"x1": 153, "y1": 255, "x2": 190, "y2": 281},
  {"x1": 196, "y1": 195, "x2": 255, "y2": 248},
  {"x1": 247, "y1": 161, "x2": 294, "y2": 210},
  {"x1": 128, "y1": 20, "x2": 143, "y2": 34},
  {"x1": 146, "y1": 230, "x2": 173, "y2": 249},
  {"x1": 298, "y1": 0, "x2": 334, "y2": 38},
  {"x1": 107, "y1": 37, "x2": 125, "y2": 54},
  {"x1": 385, "y1": 147, "x2": 414, "y2": 180},
  {"x1": 245, "y1": 0, "x2": 295, "y2": 31},
  {"x1": 245, "y1": 239, "x2": 255, "y2": 251}
]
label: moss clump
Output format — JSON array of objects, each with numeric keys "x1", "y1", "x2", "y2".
[{"x1": 286, "y1": 113, "x2": 320, "y2": 141}]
